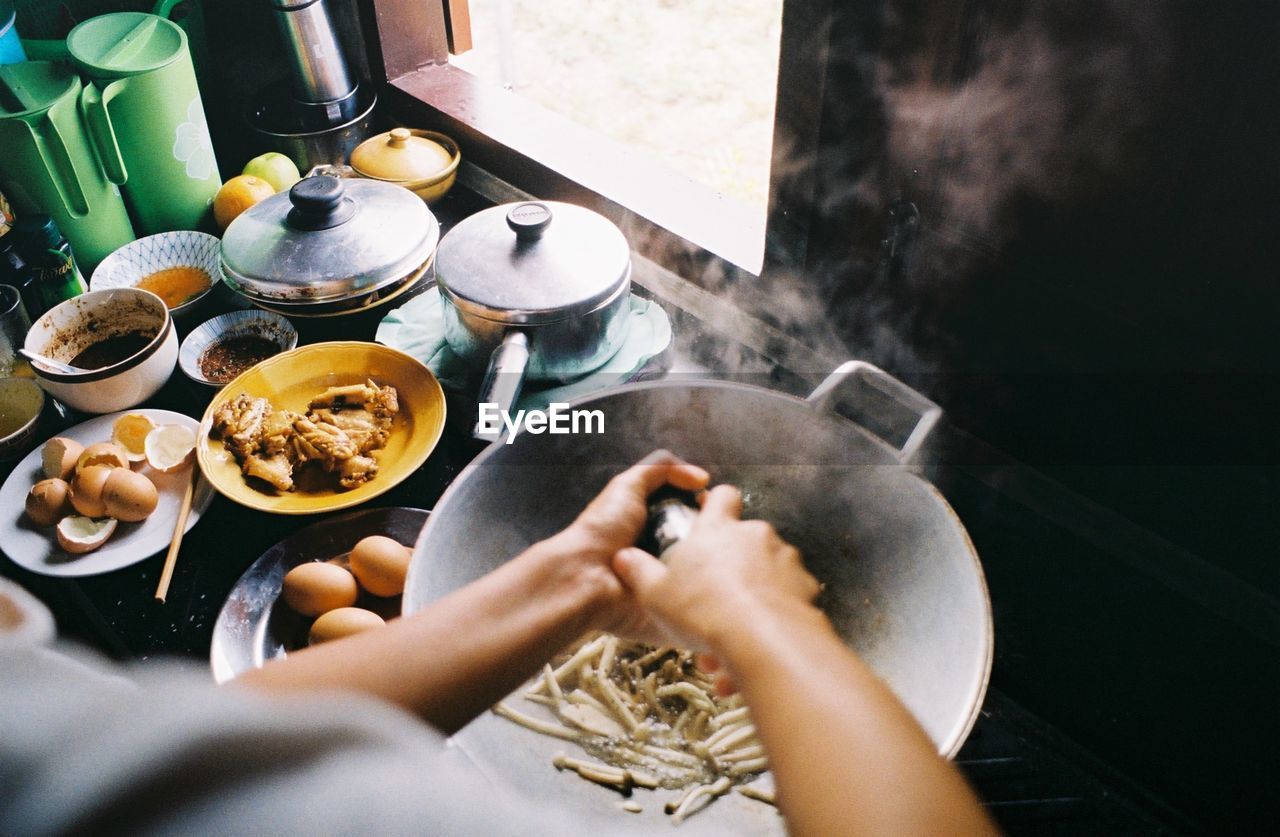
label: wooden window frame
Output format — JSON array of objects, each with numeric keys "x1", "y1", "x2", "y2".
[{"x1": 356, "y1": 0, "x2": 831, "y2": 286}]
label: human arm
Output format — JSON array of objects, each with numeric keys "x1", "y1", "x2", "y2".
[
  {"x1": 611, "y1": 485, "x2": 999, "y2": 837},
  {"x1": 233, "y1": 452, "x2": 709, "y2": 734}
]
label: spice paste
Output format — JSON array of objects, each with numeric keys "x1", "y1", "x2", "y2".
[{"x1": 199, "y1": 335, "x2": 278, "y2": 383}]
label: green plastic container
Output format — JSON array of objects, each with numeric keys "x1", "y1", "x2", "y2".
[
  {"x1": 0, "y1": 60, "x2": 135, "y2": 271},
  {"x1": 69, "y1": 11, "x2": 220, "y2": 234}
]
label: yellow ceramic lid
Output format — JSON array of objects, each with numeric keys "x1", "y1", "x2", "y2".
[{"x1": 351, "y1": 128, "x2": 454, "y2": 182}]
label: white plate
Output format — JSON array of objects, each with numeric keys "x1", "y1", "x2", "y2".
[{"x1": 0, "y1": 410, "x2": 214, "y2": 577}]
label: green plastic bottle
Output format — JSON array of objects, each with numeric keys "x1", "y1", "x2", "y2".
[{"x1": 10, "y1": 214, "x2": 87, "y2": 312}]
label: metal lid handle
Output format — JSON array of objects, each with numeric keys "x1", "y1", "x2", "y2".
[{"x1": 287, "y1": 175, "x2": 355, "y2": 230}]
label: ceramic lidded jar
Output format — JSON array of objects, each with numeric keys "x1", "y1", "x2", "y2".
[{"x1": 349, "y1": 128, "x2": 461, "y2": 204}]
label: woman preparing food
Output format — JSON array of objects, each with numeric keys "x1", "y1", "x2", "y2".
[{"x1": 0, "y1": 452, "x2": 995, "y2": 836}]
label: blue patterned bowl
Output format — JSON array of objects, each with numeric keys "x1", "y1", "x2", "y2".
[
  {"x1": 91, "y1": 231, "x2": 223, "y2": 322},
  {"x1": 179, "y1": 310, "x2": 298, "y2": 390}
]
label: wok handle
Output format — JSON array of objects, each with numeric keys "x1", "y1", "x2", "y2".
[
  {"x1": 472, "y1": 331, "x2": 531, "y2": 441},
  {"x1": 806, "y1": 361, "x2": 942, "y2": 464}
]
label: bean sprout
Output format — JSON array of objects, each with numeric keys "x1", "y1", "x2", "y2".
[{"x1": 494, "y1": 632, "x2": 773, "y2": 824}]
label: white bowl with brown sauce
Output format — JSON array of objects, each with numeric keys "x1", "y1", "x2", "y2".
[
  {"x1": 90, "y1": 231, "x2": 223, "y2": 323},
  {"x1": 179, "y1": 309, "x2": 298, "y2": 390},
  {"x1": 24, "y1": 288, "x2": 178, "y2": 414}
]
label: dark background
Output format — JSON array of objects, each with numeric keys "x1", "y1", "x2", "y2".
[{"x1": 791, "y1": 1, "x2": 1280, "y2": 831}]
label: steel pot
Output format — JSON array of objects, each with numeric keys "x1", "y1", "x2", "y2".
[
  {"x1": 434, "y1": 201, "x2": 632, "y2": 439},
  {"x1": 220, "y1": 175, "x2": 438, "y2": 315},
  {"x1": 403, "y1": 361, "x2": 992, "y2": 832}
]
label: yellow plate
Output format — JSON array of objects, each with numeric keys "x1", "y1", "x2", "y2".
[{"x1": 196, "y1": 342, "x2": 446, "y2": 514}]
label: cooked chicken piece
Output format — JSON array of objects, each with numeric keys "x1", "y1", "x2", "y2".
[
  {"x1": 260, "y1": 409, "x2": 302, "y2": 457},
  {"x1": 338, "y1": 454, "x2": 379, "y2": 489},
  {"x1": 242, "y1": 451, "x2": 294, "y2": 491},
  {"x1": 308, "y1": 407, "x2": 387, "y2": 453},
  {"x1": 290, "y1": 416, "x2": 358, "y2": 468},
  {"x1": 309, "y1": 381, "x2": 378, "y2": 409},
  {"x1": 211, "y1": 394, "x2": 270, "y2": 459},
  {"x1": 213, "y1": 382, "x2": 399, "y2": 494}
]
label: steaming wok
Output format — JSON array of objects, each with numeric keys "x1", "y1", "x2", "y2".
[{"x1": 403, "y1": 362, "x2": 991, "y2": 830}]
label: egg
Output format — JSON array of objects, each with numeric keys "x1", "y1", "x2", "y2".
[
  {"x1": 281, "y1": 562, "x2": 359, "y2": 617},
  {"x1": 308, "y1": 607, "x2": 385, "y2": 646},
  {"x1": 25, "y1": 479, "x2": 72, "y2": 526},
  {"x1": 348, "y1": 535, "x2": 412, "y2": 597},
  {"x1": 76, "y1": 442, "x2": 129, "y2": 473},
  {"x1": 101, "y1": 468, "x2": 159, "y2": 522},
  {"x1": 41, "y1": 437, "x2": 83, "y2": 481},
  {"x1": 69, "y1": 465, "x2": 118, "y2": 518}
]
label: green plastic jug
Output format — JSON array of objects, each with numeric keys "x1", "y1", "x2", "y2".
[
  {"x1": 0, "y1": 60, "x2": 135, "y2": 272},
  {"x1": 68, "y1": 11, "x2": 220, "y2": 234}
]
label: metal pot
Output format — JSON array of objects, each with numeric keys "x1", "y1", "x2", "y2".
[
  {"x1": 434, "y1": 201, "x2": 632, "y2": 439},
  {"x1": 403, "y1": 362, "x2": 992, "y2": 831},
  {"x1": 220, "y1": 175, "x2": 438, "y2": 316}
]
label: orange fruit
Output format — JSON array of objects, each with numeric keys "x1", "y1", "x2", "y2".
[{"x1": 213, "y1": 175, "x2": 276, "y2": 231}]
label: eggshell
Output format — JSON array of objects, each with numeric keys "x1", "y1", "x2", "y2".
[
  {"x1": 25, "y1": 479, "x2": 72, "y2": 526},
  {"x1": 55, "y1": 515, "x2": 117, "y2": 554},
  {"x1": 308, "y1": 607, "x2": 385, "y2": 646},
  {"x1": 41, "y1": 437, "x2": 83, "y2": 481},
  {"x1": 101, "y1": 468, "x2": 159, "y2": 522},
  {"x1": 348, "y1": 535, "x2": 412, "y2": 597},
  {"x1": 69, "y1": 465, "x2": 117, "y2": 518},
  {"x1": 281, "y1": 562, "x2": 359, "y2": 617},
  {"x1": 76, "y1": 442, "x2": 130, "y2": 473}
]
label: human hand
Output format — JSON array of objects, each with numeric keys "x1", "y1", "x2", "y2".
[
  {"x1": 610, "y1": 484, "x2": 822, "y2": 669},
  {"x1": 546, "y1": 450, "x2": 710, "y2": 634}
]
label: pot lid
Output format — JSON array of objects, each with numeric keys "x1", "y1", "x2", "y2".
[
  {"x1": 67, "y1": 13, "x2": 186, "y2": 78},
  {"x1": 220, "y1": 176, "x2": 439, "y2": 304},
  {"x1": 0, "y1": 62, "x2": 77, "y2": 119},
  {"x1": 436, "y1": 201, "x2": 630, "y2": 324},
  {"x1": 351, "y1": 128, "x2": 454, "y2": 182}
]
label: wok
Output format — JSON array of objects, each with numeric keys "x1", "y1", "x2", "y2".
[{"x1": 403, "y1": 362, "x2": 992, "y2": 828}]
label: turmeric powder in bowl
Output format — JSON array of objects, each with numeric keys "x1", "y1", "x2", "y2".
[{"x1": 135, "y1": 266, "x2": 213, "y2": 309}]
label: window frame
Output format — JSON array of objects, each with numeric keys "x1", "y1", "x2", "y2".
[{"x1": 356, "y1": 0, "x2": 832, "y2": 285}]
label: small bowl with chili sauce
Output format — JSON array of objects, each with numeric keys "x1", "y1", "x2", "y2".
[
  {"x1": 179, "y1": 310, "x2": 298, "y2": 390},
  {"x1": 24, "y1": 288, "x2": 178, "y2": 414},
  {"x1": 90, "y1": 231, "x2": 222, "y2": 323}
]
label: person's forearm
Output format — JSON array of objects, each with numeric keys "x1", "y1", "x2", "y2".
[
  {"x1": 233, "y1": 531, "x2": 612, "y2": 734},
  {"x1": 715, "y1": 601, "x2": 998, "y2": 837}
]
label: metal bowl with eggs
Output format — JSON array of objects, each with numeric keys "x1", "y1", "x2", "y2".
[{"x1": 210, "y1": 507, "x2": 426, "y2": 682}]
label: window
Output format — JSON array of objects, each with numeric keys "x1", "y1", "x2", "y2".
[{"x1": 360, "y1": 0, "x2": 830, "y2": 281}]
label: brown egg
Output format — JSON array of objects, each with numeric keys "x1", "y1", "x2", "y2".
[
  {"x1": 76, "y1": 442, "x2": 129, "y2": 473},
  {"x1": 281, "y1": 562, "x2": 359, "y2": 617},
  {"x1": 41, "y1": 437, "x2": 83, "y2": 481},
  {"x1": 348, "y1": 535, "x2": 412, "y2": 597},
  {"x1": 25, "y1": 479, "x2": 72, "y2": 526},
  {"x1": 308, "y1": 607, "x2": 385, "y2": 646},
  {"x1": 101, "y1": 468, "x2": 159, "y2": 522},
  {"x1": 69, "y1": 465, "x2": 117, "y2": 518}
]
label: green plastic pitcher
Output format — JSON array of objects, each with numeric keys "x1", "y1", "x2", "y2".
[
  {"x1": 0, "y1": 60, "x2": 135, "y2": 271},
  {"x1": 68, "y1": 12, "x2": 221, "y2": 234}
]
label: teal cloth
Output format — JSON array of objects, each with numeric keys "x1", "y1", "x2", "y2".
[{"x1": 377, "y1": 287, "x2": 672, "y2": 412}]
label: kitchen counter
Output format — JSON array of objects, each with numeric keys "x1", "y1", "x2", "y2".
[{"x1": 0, "y1": 178, "x2": 1254, "y2": 834}]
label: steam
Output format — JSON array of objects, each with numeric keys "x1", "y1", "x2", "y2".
[{"x1": 662, "y1": 1, "x2": 1174, "y2": 389}]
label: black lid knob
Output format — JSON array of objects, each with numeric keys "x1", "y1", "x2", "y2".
[
  {"x1": 506, "y1": 202, "x2": 553, "y2": 242},
  {"x1": 287, "y1": 176, "x2": 356, "y2": 231}
]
